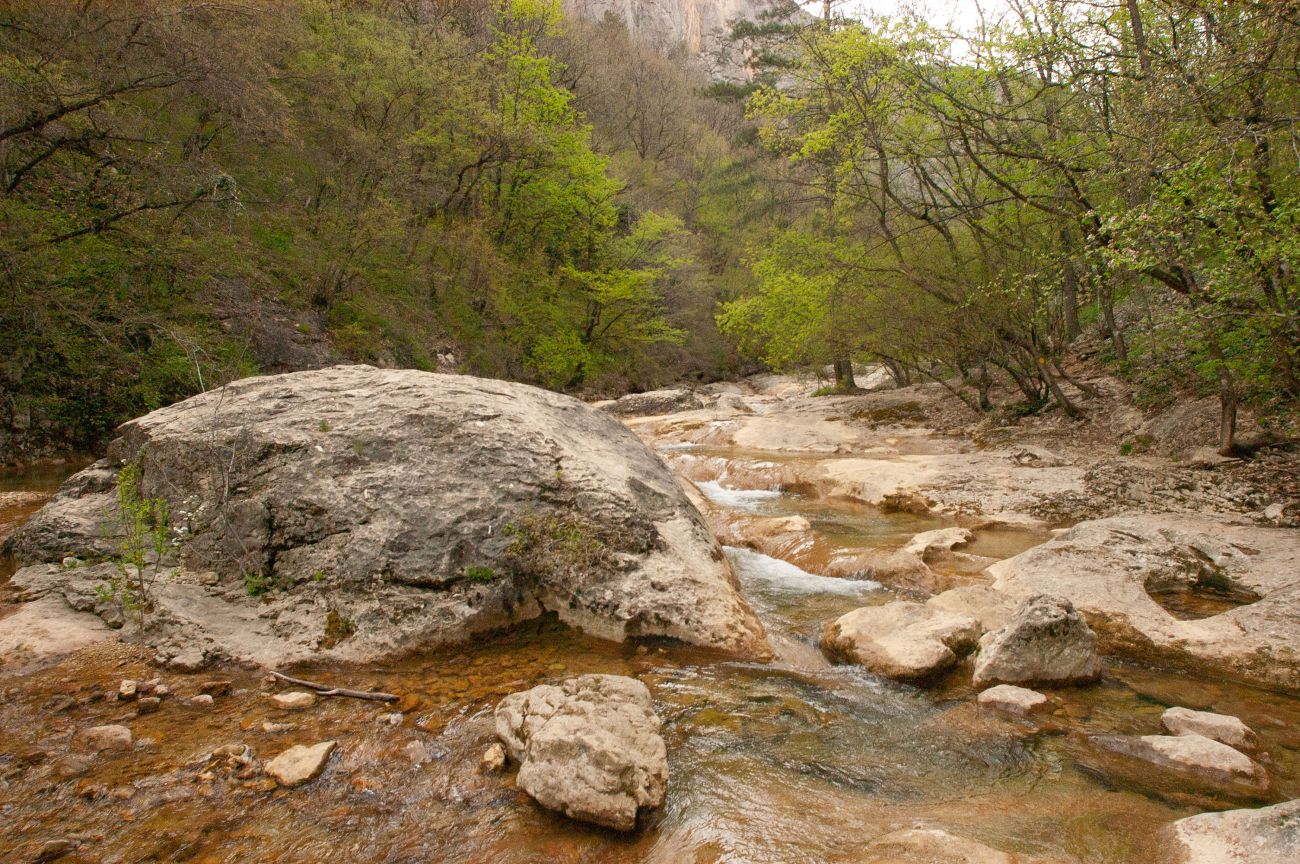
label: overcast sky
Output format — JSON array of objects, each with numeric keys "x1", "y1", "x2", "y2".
[{"x1": 809, "y1": 0, "x2": 1015, "y2": 34}]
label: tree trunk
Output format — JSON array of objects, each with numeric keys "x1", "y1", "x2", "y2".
[
  {"x1": 1062, "y1": 258, "x2": 1082, "y2": 340},
  {"x1": 833, "y1": 357, "x2": 856, "y2": 391}
]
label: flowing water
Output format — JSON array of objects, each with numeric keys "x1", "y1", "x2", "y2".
[{"x1": 2, "y1": 459, "x2": 1298, "y2": 864}]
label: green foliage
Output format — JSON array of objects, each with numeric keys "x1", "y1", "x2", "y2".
[
  {"x1": 244, "y1": 570, "x2": 273, "y2": 597},
  {"x1": 463, "y1": 565, "x2": 499, "y2": 583},
  {"x1": 97, "y1": 461, "x2": 172, "y2": 628}
]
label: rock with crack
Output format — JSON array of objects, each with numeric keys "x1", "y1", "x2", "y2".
[
  {"x1": 264, "y1": 740, "x2": 336, "y2": 787},
  {"x1": 495, "y1": 674, "x2": 667, "y2": 831},
  {"x1": 6, "y1": 367, "x2": 768, "y2": 669},
  {"x1": 972, "y1": 594, "x2": 1101, "y2": 687},
  {"x1": 1168, "y1": 798, "x2": 1300, "y2": 864},
  {"x1": 821, "y1": 601, "x2": 980, "y2": 682},
  {"x1": 984, "y1": 514, "x2": 1300, "y2": 690},
  {"x1": 1162, "y1": 707, "x2": 1258, "y2": 754},
  {"x1": 1089, "y1": 733, "x2": 1271, "y2": 798}
]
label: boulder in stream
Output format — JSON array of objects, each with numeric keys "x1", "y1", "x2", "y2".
[
  {"x1": 1162, "y1": 706, "x2": 1258, "y2": 754},
  {"x1": 600, "y1": 388, "x2": 705, "y2": 417},
  {"x1": 1089, "y1": 733, "x2": 1271, "y2": 798},
  {"x1": 495, "y1": 674, "x2": 666, "y2": 831},
  {"x1": 1169, "y1": 798, "x2": 1300, "y2": 864},
  {"x1": 984, "y1": 514, "x2": 1300, "y2": 690},
  {"x1": 972, "y1": 594, "x2": 1101, "y2": 687},
  {"x1": 6, "y1": 367, "x2": 768, "y2": 669},
  {"x1": 821, "y1": 601, "x2": 980, "y2": 682}
]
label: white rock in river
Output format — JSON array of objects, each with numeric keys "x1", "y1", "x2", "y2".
[
  {"x1": 495, "y1": 674, "x2": 666, "y2": 831},
  {"x1": 271, "y1": 691, "x2": 317, "y2": 710},
  {"x1": 1169, "y1": 798, "x2": 1300, "y2": 864},
  {"x1": 76, "y1": 724, "x2": 132, "y2": 753},
  {"x1": 900, "y1": 527, "x2": 971, "y2": 561},
  {"x1": 977, "y1": 684, "x2": 1049, "y2": 716},
  {"x1": 821, "y1": 601, "x2": 980, "y2": 682},
  {"x1": 1089, "y1": 733, "x2": 1270, "y2": 795},
  {"x1": 1162, "y1": 706, "x2": 1258, "y2": 753},
  {"x1": 984, "y1": 513, "x2": 1300, "y2": 690},
  {"x1": 264, "y1": 740, "x2": 336, "y2": 787},
  {"x1": 972, "y1": 594, "x2": 1101, "y2": 687},
  {"x1": 8, "y1": 366, "x2": 768, "y2": 668}
]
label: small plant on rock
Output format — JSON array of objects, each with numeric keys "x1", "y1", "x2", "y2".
[{"x1": 97, "y1": 461, "x2": 172, "y2": 629}]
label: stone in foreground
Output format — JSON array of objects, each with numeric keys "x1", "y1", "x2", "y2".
[
  {"x1": 977, "y1": 684, "x2": 1049, "y2": 717},
  {"x1": 1162, "y1": 706, "x2": 1258, "y2": 753},
  {"x1": 861, "y1": 828, "x2": 1014, "y2": 864},
  {"x1": 1089, "y1": 733, "x2": 1270, "y2": 796},
  {"x1": 821, "y1": 601, "x2": 979, "y2": 682},
  {"x1": 271, "y1": 691, "x2": 317, "y2": 710},
  {"x1": 76, "y1": 725, "x2": 132, "y2": 753},
  {"x1": 495, "y1": 674, "x2": 666, "y2": 831},
  {"x1": 972, "y1": 594, "x2": 1101, "y2": 687},
  {"x1": 264, "y1": 740, "x2": 336, "y2": 787},
  {"x1": 8, "y1": 366, "x2": 768, "y2": 668},
  {"x1": 1170, "y1": 798, "x2": 1300, "y2": 864}
]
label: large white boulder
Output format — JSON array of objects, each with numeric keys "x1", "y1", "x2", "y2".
[
  {"x1": 822, "y1": 601, "x2": 980, "y2": 682},
  {"x1": 7, "y1": 367, "x2": 768, "y2": 668},
  {"x1": 1169, "y1": 798, "x2": 1300, "y2": 864},
  {"x1": 495, "y1": 674, "x2": 666, "y2": 831},
  {"x1": 984, "y1": 514, "x2": 1300, "y2": 690}
]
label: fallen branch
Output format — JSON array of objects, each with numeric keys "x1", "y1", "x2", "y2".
[{"x1": 269, "y1": 670, "x2": 399, "y2": 703}]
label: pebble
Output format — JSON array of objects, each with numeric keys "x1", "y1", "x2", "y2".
[
  {"x1": 199, "y1": 680, "x2": 232, "y2": 697},
  {"x1": 75, "y1": 724, "x2": 133, "y2": 753},
  {"x1": 118, "y1": 680, "x2": 138, "y2": 701},
  {"x1": 376, "y1": 712, "x2": 403, "y2": 726},
  {"x1": 271, "y1": 691, "x2": 317, "y2": 710},
  {"x1": 33, "y1": 838, "x2": 73, "y2": 862},
  {"x1": 479, "y1": 742, "x2": 507, "y2": 773},
  {"x1": 264, "y1": 740, "x2": 337, "y2": 787},
  {"x1": 190, "y1": 694, "x2": 214, "y2": 707},
  {"x1": 136, "y1": 697, "x2": 161, "y2": 715},
  {"x1": 262, "y1": 721, "x2": 297, "y2": 733}
]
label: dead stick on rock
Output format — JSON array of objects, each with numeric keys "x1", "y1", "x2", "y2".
[{"x1": 269, "y1": 670, "x2": 399, "y2": 703}]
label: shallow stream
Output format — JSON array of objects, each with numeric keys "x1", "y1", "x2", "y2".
[{"x1": 2, "y1": 457, "x2": 1298, "y2": 863}]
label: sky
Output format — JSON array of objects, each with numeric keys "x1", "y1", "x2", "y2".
[{"x1": 809, "y1": 0, "x2": 1016, "y2": 34}]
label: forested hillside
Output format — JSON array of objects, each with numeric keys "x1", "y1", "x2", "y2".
[
  {"x1": 1, "y1": 0, "x2": 771, "y2": 457},
  {"x1": 2, "y1": 0, "x2": 1297, "y2": 460}
]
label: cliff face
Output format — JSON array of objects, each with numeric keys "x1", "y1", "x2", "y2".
[{"x1": 565, "y1": 0, "x2": 785, "y2": 74}]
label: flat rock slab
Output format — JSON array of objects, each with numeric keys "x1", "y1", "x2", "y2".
[
  {"x1": 495, "y1": 674, "x2": 666, "y2": 831},
  {"x1": 822, "y1": 601, "x2": 979, "y2": 682},
  {"x1": 0, "y1": 595, "x2": 114, "y2": 673},
  {"x1": 265, "y1": 740, "x2": 336, "y2": 787},
  {"x1": 977, "y1": 685, "x2": 1049, "y2": 716},
  {"x1": 271, "y1": 691, "x2": 317, "y2": 710},
  {"x1": 973, "y1": 594, "x2": 1100, "y2": 687},
  {"x1": 984, "y1": 514, "x2": 1300, "y2": 690},
  {"x1": 8, "y1": 366, "x2": 768, "y2": 669},
  {"x1": 1163, "y1": 706, "x2": 1258, "y2": 753},
  {"x1": 1090, "y1": 733, "x2": 1271, "y2": 797},
  {"x1": 1170, "y1": 798, "x2": 1300, "y2": 864},
  {"x1": 926, "y1": 586, "x2": 1017, "y2": 633}
]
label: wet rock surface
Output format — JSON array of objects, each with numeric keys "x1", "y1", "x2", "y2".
[
  {"x1": 977, "y1": 685, "x2": 1049, "y2": 717},
  {"x1": 1089, "y1": 733, "x2": 1271, "y2": 797},
  {"x1": 822, "y1": 601, "x2": 980, "y2": 682},
  {"x1": 1170, "y1": 798, "x2": 1300, "y2": 864},
  {"x1": 1162, "y1": 707, "x2": 1258, "y2": 753},
  {"x1": 495, "y1": 674, "x2": 667, "y2": 831},
  {"x1": 985, "y1": 514, "x2": 1300, "y2": 690},
  {"x1": 7, "y1": 366, "x2": 768, "y2": 667},
  {"x1": 264, "y1": 740, "x2": 336, "y2": 787}
]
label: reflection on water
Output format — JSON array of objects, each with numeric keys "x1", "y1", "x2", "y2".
[{"x1": 1, "y1": 464, "x2": 1298, "y2": 864}]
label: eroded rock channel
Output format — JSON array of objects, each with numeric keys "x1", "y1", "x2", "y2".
[{"x1": 2, "y1": 369, "x2": 1298, "y2": 863}]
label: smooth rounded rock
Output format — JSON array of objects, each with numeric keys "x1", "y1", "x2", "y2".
[
  {"x1": 264, "y1": 740, "x2": 336, "y2": 787},
  {"x1": 76, "y1": 725, "x2": 132, "y2": 753},
  {"x1": 822, "y1": 601, "x2": 979, "y2": 682},
  {"x1": 1089, "y1": 733, "x2": 1270, "y2": 795},
  {"x1": 1162, "y1": 706, "x2": 1258, "y2": 753},
  {"x1": 977, "y1": 684, "x2": 1049, "y2": 716},
  {"x1": 271, "y1": 691, "x2": 317, "y2": 710}
]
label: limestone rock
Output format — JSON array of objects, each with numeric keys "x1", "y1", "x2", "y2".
[
  {"x1": 495, "y1": 674, "x2": 666, "y2": 831},
  {"x1": 901, "y1": 527, "x2": 972, "y2": 560},
  {"x1": 821, "y1": 601, "x2": 980, "y2": 682},
  {"x1": 984, "y1": 514, "x2": 1300, "y2": 690},
  {"x1": 1089, "y1": 733, "x2": 1271, "y2": 796},
  {"x1": 76, "y1": 725, "x2": 132, "y2": 753},
  {"x1": 264, "y1": 740, "x2": 336, "y2": 787},
  {"x1": 861, "y1": 828, "x2": 1015, "y2": 864},
  {"x1": 1169, "y1": 798, "x2": 1300, "y2": 864},
  {"x1": 8, "y1": 367, "x2": 768, "y2": 668},
  {"x1": 972, "y1": 594, "x2": 1101, "y2": 687},
  {"x1": 977, "y1": 685, "x2": 1049, "y2": 717},
  {"x1": 1162, "y1": 707, "x2": 1258, "y2": 753},
  {"x1": 271, "y1": 691, "x2": 317, "y2": 710},
  {"x1": 601, "y1": 387, "x2": 705, "y2": 416},
  {"x1": 479, "y1": 742, "x2": 506, "y2": 773},
  {"x1": 926, "y1": 586, "x2": 1017, "y2": 633}
]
